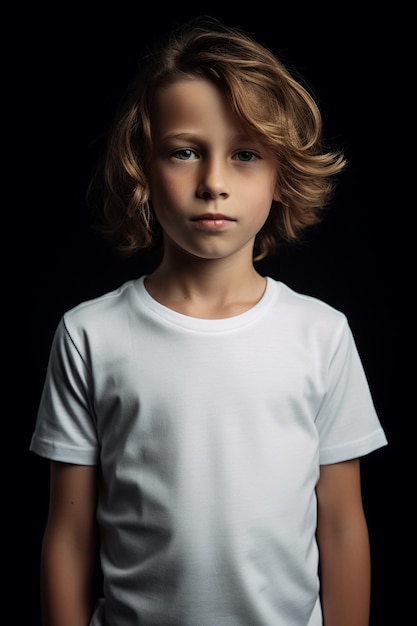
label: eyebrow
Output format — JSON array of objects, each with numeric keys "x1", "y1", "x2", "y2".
[{"x1": 160, "y1": 131, "x2": 260, "y2": 143}]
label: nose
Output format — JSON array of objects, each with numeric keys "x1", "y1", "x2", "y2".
[{"x1": 197, "y1": 158, "x2": 229, "y2": 200}]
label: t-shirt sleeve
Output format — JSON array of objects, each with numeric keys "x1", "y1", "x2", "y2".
[
  {"x1": 316, "y1": 317, "x2": 387, "y2": 464},
  {"x1": 29, "y1": 317, "x2": 99, "y2": 465}
]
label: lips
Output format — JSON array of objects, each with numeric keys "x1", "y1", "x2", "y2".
[
  {"x1": 191, "y1": 213, "x2": 236, "y2": 231},
  {"x1": 191, "y1": 213, "x2": 235, "y2": 222}
]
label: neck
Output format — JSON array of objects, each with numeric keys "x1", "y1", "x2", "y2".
[{"x1": 144, "y1": 249, "x2": 266, "y2": 319}]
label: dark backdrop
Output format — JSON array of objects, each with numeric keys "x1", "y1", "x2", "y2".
[{"x1": 7, "y1": 3, "x2": 408, "y2": 624}]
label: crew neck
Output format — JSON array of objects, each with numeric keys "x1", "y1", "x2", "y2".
[{"x1": 135, "y1": 275, "x2": 279, "y2": 332}]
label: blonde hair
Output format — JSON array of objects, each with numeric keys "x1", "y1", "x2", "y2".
[{"x1": 89, "y1": 16, "x2": 347, "y2": 260}]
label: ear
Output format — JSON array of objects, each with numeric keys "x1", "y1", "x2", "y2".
[{"x1": 272, "y1": 184, "x2": 281, "y2": 202}]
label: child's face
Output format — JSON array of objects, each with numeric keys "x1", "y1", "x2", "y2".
[{"x1": 149, "y1": 78, "x2": 278, "y2": 262}]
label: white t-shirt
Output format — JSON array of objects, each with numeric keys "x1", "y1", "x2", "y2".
[{"x1": 30, "y1": 276, "x2": 387, "y2": 625}]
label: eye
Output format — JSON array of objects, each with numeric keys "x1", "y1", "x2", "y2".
[
  {"x1": 171, "y1": 148, "x2": 198, "y2": 161},
  {"x1": 233, "y1": 150, "x2": 259, "y2": 162}
]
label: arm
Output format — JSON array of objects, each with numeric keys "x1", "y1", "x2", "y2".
[
  {"x1": 316, "y1": 458, "x2": 371, "y2": 626},
  {"x1": 40, "y1": 461, "x2": 98, "y2": 626}
]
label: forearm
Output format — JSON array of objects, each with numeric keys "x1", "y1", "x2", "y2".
[
  {"x1": 40, "y1": 533, "x2": 96, "y2": 626},
  {"x1": 318, "y1": 517, "x2": 371, "y2": 626}
]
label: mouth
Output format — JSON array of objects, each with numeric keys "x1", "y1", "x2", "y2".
[
  {"x1": 190, "y1": 213, "x2": 236, "y2": 231},
  {"x1": 191, "y1": 213, "x2": 236, "y2": 221}
]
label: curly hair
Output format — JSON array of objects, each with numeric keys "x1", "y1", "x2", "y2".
[{"x1": 89, "y1": 16, "x2": 347, "y2": 260}]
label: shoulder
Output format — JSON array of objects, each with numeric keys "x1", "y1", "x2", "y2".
[
  {"x1": 47, "y1": 278, "x2": 147, "y2": 365},
  {"x1": 265, "y1": 278, "x2": 353, "y2": 361},
  {"x1": 63, "y1": 278, "x2": 143, "y2": 330},
  {"x1": 51, "y1": 278, "x2": 147, "y2": 355},
  {"x1": 269, "y1": 278, "x2": 347, "y2": 328}
]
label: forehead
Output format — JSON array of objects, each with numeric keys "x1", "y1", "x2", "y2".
[
  {"x1": 152, "y1": 78, "x2": 228, "y2": 117},
  {"x1": 151, "y1": 78, "x2": 253, "y2": 139}
]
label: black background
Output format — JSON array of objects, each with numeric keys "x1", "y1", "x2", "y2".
[{"x1": 7, "y1": 2, "x2": 409, "y2": 624}]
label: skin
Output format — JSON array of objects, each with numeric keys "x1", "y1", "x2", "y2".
[
  {"x1": 316, "y1": 460, "x2": 371, "y2": 626},
  {"x1": 40, "y1": 463, "x2": 98, "y2": 626},
  {"x1": 40, "y1": 78, "x2": 371, "y2": 625},
  {"x1": 145, "y1": 78, "x2": 279, "y2": 318}
]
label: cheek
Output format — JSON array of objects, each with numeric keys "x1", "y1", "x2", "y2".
[
  {"x1": 150, "y1": 170, "x2": 190, "y2": 214},
  {"x1": 244, "y1": 184, "x2": 275, "y2": 223},
  {"x1": 244, "y1": 166, "x2": 276, "y2": 201}
]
